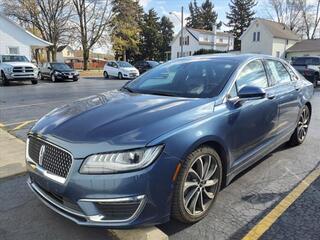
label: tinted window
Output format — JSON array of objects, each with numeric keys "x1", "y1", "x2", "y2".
[
  {"x1": 2, "y1": 55, "x2": 29, "y2": 62},
  {"x1": 117, "y1": 61, "x2": 133, "y2": 67},
  {"x1": 292, "y1": 57, "x2": 320, "y2": 65},
  {"x1": 126, "y1": 58, "x2": 238, "y2": 98},
  {"x1": 265, "y1": 60, "x2": 291, "y2": 85},
  {"x1": 237, "y1": 60, "x2": 268, "y2": 89}
]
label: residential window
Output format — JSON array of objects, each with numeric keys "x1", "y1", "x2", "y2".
[
  {"x1": 286, "y1": 39, "x2": 289, "y2": 45},
  {"x1": 276, "y1": 51, "x2": 280, "y2": 58},
  {"x1": 177, "y1": 52, "x2": 180, "y2": 58},
  {"x1": 237, "y1": 60, "x2": 268, "y2": 89},
  {"x1": 257, "y1": 32, "x2": 260, "y2": 41},
  {"x1": 219, "y1": 38, "x2": 223, "y2": 42},
  {"x1": 253, "y1": 32, "x2": 256, "y2": 41},
  {"x1": 8, "y1": 47, "x2": 19, "y2": 55}
]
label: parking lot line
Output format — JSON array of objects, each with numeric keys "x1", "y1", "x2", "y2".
[
  {"x1": 242, "y1": 167, "x2": 320, "y2": 240},
  {"x1": 11, "y1": 120, "x2": 38, "y2": 131}
]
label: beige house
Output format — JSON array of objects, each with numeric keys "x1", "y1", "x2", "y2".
[
  {"x1": 286, "y1": 39, "x2": 320, "y2": 60},
  {"x1": 56, "y1": 45, "x2": 75, "y2": 62},
  {"x1": 240, "y1": 18, "x2": 300, "y2": 58}
]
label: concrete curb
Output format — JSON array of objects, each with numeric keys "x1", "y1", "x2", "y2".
[
  {"x1": 0, "y1": 129, "x2": 26, "y2": 179},
  {"x1": 0, "y1": 129, "x2": 169, "y2": 240}
]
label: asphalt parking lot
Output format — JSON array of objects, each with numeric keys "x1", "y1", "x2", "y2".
[{"x1": 0, "y1": 78, "x2": 319, "y2": 240}]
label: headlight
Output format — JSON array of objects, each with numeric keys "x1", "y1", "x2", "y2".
[
  {"x1": 80, "y1": 145, "x2": 163, "y2": 174},
  {"x1": 4, "y1": 67, "x2": 13, "y2": 73},
  {"x1": 54, "y1": 71, "x2": 62, "y2": 76}
]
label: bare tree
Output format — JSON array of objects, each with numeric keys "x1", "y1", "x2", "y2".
[
  {"x1": 267, "y1": 0, "x2": 320, "y2": 39},
  {"x1": 72, "y1": 0, "x2": 112, "y2": 70},
  {"x1": 2, "y1": 0, "x2": 72, "y2": 61},
  {"x1": 267, "y1": 0, "x2": 303, "y2": 32},
  {"x1": 300, "y1": 0, "x2": 320, "y2": 39}
]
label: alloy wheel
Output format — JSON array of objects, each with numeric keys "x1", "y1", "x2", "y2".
[
  {"x1": 51, "y1": 74, "x2": 56, "y2": 82},
  {"x1": 297, "y1": 106, "x2": 310, "y2": 142},
  {"x1": 183, "y1": 154, "x2": 220, "y2": 216}
]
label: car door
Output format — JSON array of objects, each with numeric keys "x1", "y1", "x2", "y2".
[
  {"x1": 225, "y1": 59, "x2": 279, "y2": 165},
  {"x1": 264, "y1": 59, "x2": 300, "y2": 136}
]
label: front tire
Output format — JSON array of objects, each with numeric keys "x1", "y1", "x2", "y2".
[
  {"x1": 172, "y1": 146, "x2": 222, "y2": 223},
  {"x1": 31, "y1": 79, "x2": 38, "y2": 85},
  {"x1": 1, "y1": 72, "x2": 9, "y2": 86},
  {"x1": 118, "y1": 72, "x2": 123, "y2": 80},
  {"x1": 313, "y1": 73, "x2": 319, "y2": 88},
  {"x1": 51, "y1": 74, "x2": 56, "y2": 82},
  {"x1": 288, "y1": 105, "x2": 311, "y2": 146},
  {"x1": 103, "y1": 71, "x2": 109, "y2": 79}
]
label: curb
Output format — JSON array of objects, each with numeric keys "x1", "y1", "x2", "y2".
[{"x1": 0, "y1": 129, "x2": 169, "y2": 240}]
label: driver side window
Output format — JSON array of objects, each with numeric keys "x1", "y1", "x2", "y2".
[{"x1": 237, "y1": 60, "x2": 268, "y2": 90}]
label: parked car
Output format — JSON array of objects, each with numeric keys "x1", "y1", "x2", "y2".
[
  {"x1": 39, "y1": 62, "x2": 79, "y2": 82},
  {"x1": 291, "y1": 56, "x2": 320, "y2": 87},
  {"x1": 134, "y1": 60, "x2": 160, "y2": 74},
  {"x1": 26, "y1": 54, "x2": 313, "y2": 227},
  {"x1": 0, "y1": 54, "x2": 38, "y2": 86},
  {"x1": 103, "y1": 61, "x2": 139, "y2": 79}
]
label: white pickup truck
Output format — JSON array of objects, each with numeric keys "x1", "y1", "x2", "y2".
[{"x1": 0, "y1": 55, "x2": 39, "y2": 86}]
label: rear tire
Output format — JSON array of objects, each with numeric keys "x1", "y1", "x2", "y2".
[
  {"x1": 171, "y1": 146, "x2": 222, "y2": 223},
  {"x1": 1, "y1": 72, "x2": 9, "y2": 86},
  {"x1": 288, "y1": 105, "x2": 311, "y2": 146}
]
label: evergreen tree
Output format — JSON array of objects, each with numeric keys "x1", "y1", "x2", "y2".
[
  {"x1": 226, "y1": 0, "x2": 256, "y2": 50},
  {"x1": 186, "y1": 0, "x2": 220, "y2": 30},
  {"x1": 110, "y1": 0, "x2": 142, "y2": 61},
  {"x1": 139, "y1": 9, "x2": 162, "y2": 60},
  {"x1": 200, "y1": 0, "x2": 220, "y2": 30},
  {"x1": 159, "y1": 16, "x2": 174, "y2": 61},
  {"x1": 186, "y1": 0, "x2": 202, "y2": 29}
]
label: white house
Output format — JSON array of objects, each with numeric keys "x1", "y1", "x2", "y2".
[
  {"x1": 0, "y1": 14, "x2": 51, "y2": 60},
  {"x1": 170, "y1": 27, "x2": 234, "y2": 60},
  {"x1": 286, "y1": 39, "x2": 320, "y2": 60},
  {"x1": 240, "y1": 18, "x2": 300, "y2": 58}
]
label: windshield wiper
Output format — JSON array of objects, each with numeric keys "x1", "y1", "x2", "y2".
[{"x1": 144, "y1": 91, "x2": 179, "y2": 97}]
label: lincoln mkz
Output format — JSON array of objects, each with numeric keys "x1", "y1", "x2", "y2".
[{"x1": 26, "y1": 55, "x2": 313, "y2": 227}]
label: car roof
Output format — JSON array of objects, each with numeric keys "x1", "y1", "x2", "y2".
[{"x1": 178, "y1": 54, "x2": 279, "y2": 62}]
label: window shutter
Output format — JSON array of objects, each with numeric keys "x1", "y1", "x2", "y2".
[{"x1": 253, "y1": 32, "x2": 256, "y2": 41}]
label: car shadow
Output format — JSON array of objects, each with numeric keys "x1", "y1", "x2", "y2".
[{"x1": 0, "y1": 81, "x2": 34, "y2": 87}]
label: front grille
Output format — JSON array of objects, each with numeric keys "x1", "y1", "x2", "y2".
[
  {"x1": 13, "y1": 66, "x2": 34, "y2": 73},
  {"x1": 28, "y1": 137, "x2": 73, "y2": 179}
]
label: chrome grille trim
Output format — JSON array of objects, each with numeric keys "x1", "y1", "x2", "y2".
[{"x1": 26, "y1": 137, "x2": 74, "y2": 184}]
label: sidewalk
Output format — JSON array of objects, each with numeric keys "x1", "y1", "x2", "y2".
[{"x1": 0, "y1": 128, "x2": 26, "y2": 178}]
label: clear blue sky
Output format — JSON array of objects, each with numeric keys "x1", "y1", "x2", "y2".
[{"x1": 140, "y1": 0, "x2": 266, "y2": 32}]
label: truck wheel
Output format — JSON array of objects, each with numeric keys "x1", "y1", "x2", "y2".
[
  {"x1": 31, "y1": 79, "x2": 38, "y2": 85},
  {"x1": 1, "y1": 72, "x2": 9, "y2": 86}
]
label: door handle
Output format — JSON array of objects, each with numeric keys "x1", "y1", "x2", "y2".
[{"x1": 267, "y1": 93, "x2": 275, "y2": 100}]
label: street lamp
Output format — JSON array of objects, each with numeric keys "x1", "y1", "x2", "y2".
[{"x1": 170, "y1": 6, "x2": 184, "y2": 58}]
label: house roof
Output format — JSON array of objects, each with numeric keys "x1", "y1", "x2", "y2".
[
  {"x1": 171, "y1": 27, "x2": 234, "y2": 45},
  {"x1": 256, "y1": 18, "x2": 300, "y2": 41},
  {"x1": 57, "y1": 45, "x2": 68, "y2": 52},
  {"x1": 286, "y1": 39, "x2": 320, "y2": 52},
  {"x1": 0, "y1": 14, "x2": 52, "y2": 47}
]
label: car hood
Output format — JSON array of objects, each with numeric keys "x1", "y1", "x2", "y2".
[
  {"x1": 30, "y1": 90, "x2": 213, "y2": 158},
  {"x1": 2, "y1": 62, "x2": 37, "y2": 68}
]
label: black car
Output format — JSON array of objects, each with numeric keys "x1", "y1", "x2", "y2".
[
  {"x1": 134, "y1": 60, "x2": 159, "y2": 74},
  {"x1": 291, "y1": 56, "x2": 320, "y2": 87},
  {"x1": 39, "y1": 63, "x2": 79, "y2": 82}
]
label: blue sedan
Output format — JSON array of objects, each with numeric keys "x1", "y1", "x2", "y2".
[{"x1": 26, "y1": 54, "x2": 313, "y2": 227}]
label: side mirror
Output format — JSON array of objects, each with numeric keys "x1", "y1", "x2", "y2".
[
  {"x1": 238, "y1": 86, "x2": 266, "y2": 99},
  {"x1": 48, "y1": 66, "x2": 52, "y2": 70}
]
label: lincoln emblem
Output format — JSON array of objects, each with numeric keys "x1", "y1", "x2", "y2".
[{"x1": 39, "y1": 145, "x2": 46, "y2": 166}]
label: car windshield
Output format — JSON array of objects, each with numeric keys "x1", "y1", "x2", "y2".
[
  {"x1": 51, "y1": 63, "x2": 72, "y2": 71},
  {"x1": 148, "y1": 61, "x2": 160, "y2": 67},
  {"x1": 118, "y1": 61, "x2": 133, "y2": 68},
  {"x1": 125, "y1": 58, "x2": 238, "y2": 98},
  {"x1": 2, "y1": 55, "x2": 29, "y2": 62}
]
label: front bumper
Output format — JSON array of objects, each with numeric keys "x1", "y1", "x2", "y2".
[
  {"x1": 5, "y1": 72, "x2": 38, "y2": 80},
  {"x1": 55, "y1": 74, "x2": 79, "y2": 81},
  {"x1": 26, "y1": 141, "x2": 178, "y2": 227}
]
